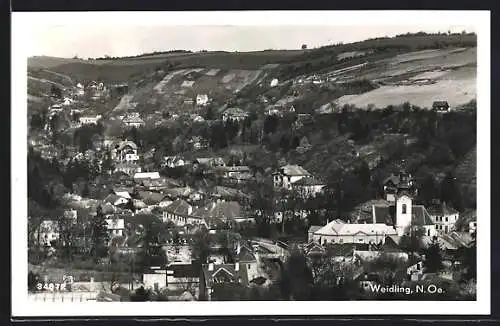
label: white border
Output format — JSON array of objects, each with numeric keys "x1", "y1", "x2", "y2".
[{"x1": 12, "y1": 10, "x2": 490, "y2": 316}]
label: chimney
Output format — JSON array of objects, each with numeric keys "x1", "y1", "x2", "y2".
[
  {"x1": 235, "y1": 262, "x2": 239, "y2": 271},
  {"x1": 208, "y1": 263, "x2": 214, "y2": 271},
  {"x1": 188, "y1": 206, "x2": 193, "y2": 215}
]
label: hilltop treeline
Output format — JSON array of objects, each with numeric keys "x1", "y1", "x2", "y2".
[{"x1": 89, "y1": 50, "x2": 193, "y2": 61}]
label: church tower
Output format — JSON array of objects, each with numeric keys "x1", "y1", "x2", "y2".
[{"x1": 395, "y1": 171, "x2": 413, "y2": 236}]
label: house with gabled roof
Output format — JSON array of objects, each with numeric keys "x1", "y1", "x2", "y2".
[
  {"x1": 103, "y1": 194, "x2": 129, "y2": 207},
  {"x1": 112, "y1": 140, "x2": 139, "y2": 163},
  {"x1": 432, "y1": 101, "x2": 451, "y2": 113},
  {"x1": 162, "y1": 199, "x2": 195, "y2": 226},
  {"x1": 199, "y1": 261, "x2": 249, "y2": 301},
  {"x1": 273, "y1": 164, "x2": 311, "y2": 190},
  {"x1": 427, "y1": 202, "x2": 459, "y2": 234},
  {"x1": 122, "y1": 114, "x2": 145, "y2": 128},
  {"x1": 292, "y1": 176, "x2": 326, "y2": 197}
]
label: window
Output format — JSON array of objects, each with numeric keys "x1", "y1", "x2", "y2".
[
  {"x1": 445, "y1": 216, "x2": 448, "y2": 222},
  {"x1": 339, "y1": 239, "x2": 343, "y2": 244},
  {"x1": 427, "y1": 229, "x2": 430, "y2": 236},
  {"x1": 358, "y1": 238, "x2": 364, "y2": 243},
  {"x1": 435, "y1": 225, "x2": 438, "y2": 229},
  {"x1": 154, "y1": 283, "x2": 159, "y2": 292},
  {"x1": 247, "y1": 264, "x2": 251, "y2": 269},
  {"x1": 402, "y1": 204, "x2": 407, "y2": 214}
]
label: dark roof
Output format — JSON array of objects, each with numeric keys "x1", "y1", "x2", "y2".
[
  {"x1": 355, "y1": 272, "x2": 382, "y2": 282},
  {"x1": 381, "y1": 236, "x2": 404, "y2": 253},
  {"x1": 293, "y1": 177, "x2": 326, "y2": 187},
  {"x1": 324, "y1": 243, "x2": 364, "y2": 257},
  {"x1": 165, "y1": 199, "x2": 192, "y2": 216},
  {"x1": 308, "y1": 225, "x2": 322, "y2": 233},
  {"x1": 168, "y1": 263, "x2": 200, "y2": 278},
  {"x1": 210, "y1": 201, "x2": 242, "y2": 221},
  {"x1": 427, "y1": 203, "x2": 459, "y2": 216},
  {"x1": 432, "y1": 101, "x2": 449, "y2": 108},
  {"x1": 412, "y1": 205, "x2": 434, "y2": 226},
  {"x1": 237, "y1": 245, "x2": 257, "y2": 262},
  {"x1": 383, "y1": 174, "x2": 400, "y2": 186},
  {"x1": 304, "y1": 242, "x2": 326, "y2": 255},
  {"x1": 250, "y1": 276, "x2": 267, "y2": 286},
  {"x1": 104, "y1": 194, "x2": 122, "y2": 204},
  {"x1": 373, "y1": 205, "x2": 396, "y2": 225},
  {"x1": 137, "y1": 191, "x2": 166, "y2": 205}
]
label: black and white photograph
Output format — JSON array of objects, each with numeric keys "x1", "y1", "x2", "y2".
[{"x1": 12, "y1": 10, "x2": 490, "y2": 316}]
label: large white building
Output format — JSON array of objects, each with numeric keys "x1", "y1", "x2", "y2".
[{"x1": 309, "y1": 171, "x2": 437, "y2": 245}]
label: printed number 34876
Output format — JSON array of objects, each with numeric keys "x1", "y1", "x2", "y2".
[{"x1": 36, "y1": 283, "x2": 66, "y2": 291}]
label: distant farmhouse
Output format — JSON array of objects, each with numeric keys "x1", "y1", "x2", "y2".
[{"x1": 432, "y1": 101, "x2": 451, "y2": 113}]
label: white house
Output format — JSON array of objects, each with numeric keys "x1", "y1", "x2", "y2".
[
  {"x1": 143, "y1": 267, "x2": 167, "y2": 292},
  {"x1": 270, "y1": 78, "x2": 279, "y2": 87},
  {"x1": 49, "y1": 104, "x2": 63, "y2": 113},
  {"x1": 291, "y1": 177, "x2": 325, "y2": 197},
  {"x1": 273, "y1": 165, "x2": 311, "y2": 190},
  {"x1": 63, "y1": 97, "x2": 74, "y2": 106},
  {"x1": 112, "y1": 140, "x2": 139, "y2": 163},
  {"x1": 469, "y1": 220, "x2": 477, "y2": 235},
  {"x1": 105, "y1": 218, "x2": 125, "y2": 237},
  {"x1": 428, "y1": 202, "x2": 459, "y2": 234},
  {"x1": 79, "y1": 115, "x2": 102, "y2": 125},
  {"x1": 134, "y1": 172, "x2": 161, "y2": 182},
  {"x1": 103, "y1": 194, "x2": 129, "y2": 207},
  {"x1": 76, "y1": 83, "x2": 85, "y2": 96},
  {"x1": 162, "y1": 199, "x2": 194, "y2": 226},
  {"x1": 123, "y1": 115, "x2": 145, "y2": 128},
  {"x1": 163, "y1": 156, "x2": 186, "y2": 168},
  {"x1": 196, "y1": 94, "x2": 209, "y2": 106}
]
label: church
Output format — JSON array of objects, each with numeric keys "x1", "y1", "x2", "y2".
[{"x1": 308, "y1": 170, "x2": 437, "y2": 245}]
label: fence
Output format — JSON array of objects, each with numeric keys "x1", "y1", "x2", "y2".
[{"x1": 28, "y1": 291, "x2": 98, "y2": 302}]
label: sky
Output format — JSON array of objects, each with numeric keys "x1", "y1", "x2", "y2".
[{"x1": 20, "y1": 12, "x2": 475, "y2": 59}]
